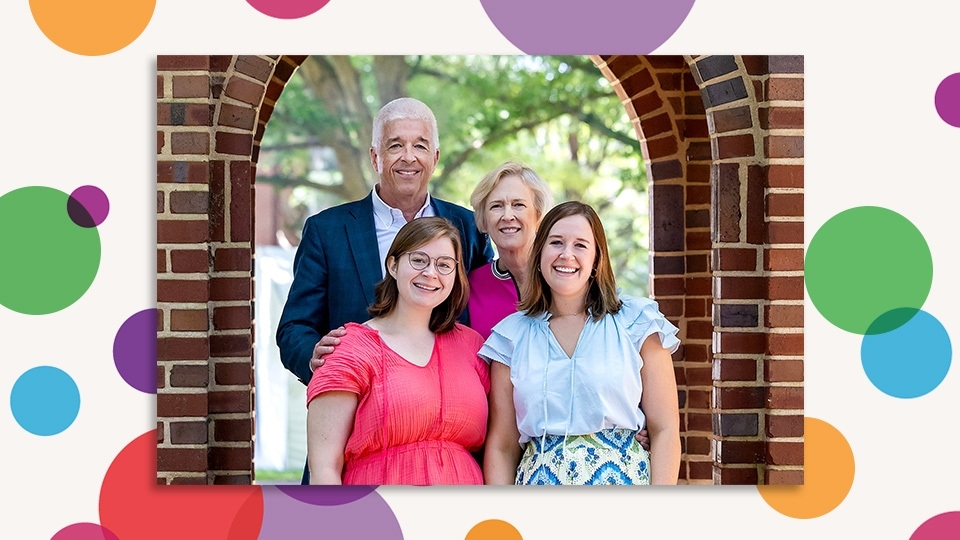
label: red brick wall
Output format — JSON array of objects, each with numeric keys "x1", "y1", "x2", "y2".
[
  {"x1": 157, "y1": 55, "x2": 304, "y2": 484},
  {"x1": 596, "y1": 55, "x2": 804, "y2": 484},
  {"x1": 157, "y1": 54, "x2": 803, "y2": 485}
]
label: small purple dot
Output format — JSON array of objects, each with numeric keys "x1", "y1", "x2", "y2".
[
  {"x1": 113, "y1": 309, "x2": 159, "y2": 394},
  {"x1": 935, "y1": 73, "x2": 960, "y2": 127},
  {"x1": 67, "y1": 185, "x2": 109, "y2": 228}
]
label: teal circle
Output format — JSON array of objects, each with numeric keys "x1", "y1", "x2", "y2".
[
  {"x1": 805, "y1": 206, "x2": 932, "y2": 335},
  {"x1": 10, "y1": 366, "x2": 81, "y2": 436},
  {"x1": 861, "y1": 309, "x2": 951, "y2": 398},
  {"x1": 0, "y1": 186, "x2": 101, "y2": 314}
]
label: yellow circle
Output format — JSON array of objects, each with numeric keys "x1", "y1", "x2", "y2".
[
  {"x1": 30, "y1": 0, "x2": 156, "y2": 56},
  {"x1": 757, "y1": 417, "x2": 855, "y2": 519},
  {"x1": 466, "y1": 519, "x2": 523, "y2": 540}
]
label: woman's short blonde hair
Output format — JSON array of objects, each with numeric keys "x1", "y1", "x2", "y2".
[{"x1": 469, "y1": 161, "x2": 554, "y2": 234}]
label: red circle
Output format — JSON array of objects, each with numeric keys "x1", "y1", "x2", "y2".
[{"x1": 99, "y1": 430, "x2": 263, "y2": 539}]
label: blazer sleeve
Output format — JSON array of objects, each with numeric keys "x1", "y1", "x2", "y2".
[{"x1": 276, "y1": 216, "x2": 331, "y2": 385}]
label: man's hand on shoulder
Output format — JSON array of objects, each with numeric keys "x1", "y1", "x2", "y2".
[{"x1": 310, "y1": 326, "x2": 346, "y2": 372}]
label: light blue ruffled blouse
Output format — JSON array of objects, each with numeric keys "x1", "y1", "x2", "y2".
[{"x1": 478, "y1": 294, "x2": 680, "y2": 444}]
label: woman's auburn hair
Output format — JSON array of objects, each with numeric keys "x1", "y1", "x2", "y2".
[
  {"x1": 517, "y1": 201, "x2": 622, "y2": 320},
  {"x1": 367, "y1": 216, "x2": 470, "y2": 333}
]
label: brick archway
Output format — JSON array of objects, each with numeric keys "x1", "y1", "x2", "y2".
[{"x1": 157, "y1": 54, "x2": 803, "y2": 485}]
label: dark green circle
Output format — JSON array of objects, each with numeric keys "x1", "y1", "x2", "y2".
[{"x1": 0, "y1": 186, "x2": 101, "y2": 314}]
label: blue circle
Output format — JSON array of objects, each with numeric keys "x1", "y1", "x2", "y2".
[
  {"x1": 861, "y1": 309, "x2": 952, "y2": 398},
  {"x1": 10, "y1": 366, "x2": 81, "y2": 435}
]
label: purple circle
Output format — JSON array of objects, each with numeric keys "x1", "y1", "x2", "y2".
[
  {"x1": 52, "y1": 522, "x2": 121, "y2": 540},
  {"x1": 113, "y1": 309, "x2": 159, "y2": 394},
  {"x1": 911, "y1": 512, "x2": 960, "y2": 539},
  {"x1": 246, "y1": 0, "x2": 330, "y2": 19},
  {"x1": 935, "y1": 73, "x2": 960, "y2": 127},
  {"x1": 67, "y1": 185, "x2": 109, "y2": 228},
  {"x1": 258, "y1": 486, "x2": 401, "y2": 538},
  {"x1": 479, "y1": 0, "x2": 695, "y2": 53},
  {"x1": 276, "y1": 484, "x2": 376, "y2": 506}
]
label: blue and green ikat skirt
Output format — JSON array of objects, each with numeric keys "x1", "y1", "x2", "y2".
[{"x1": 516, "y1": 427, "x2": 651, "y2": 485}]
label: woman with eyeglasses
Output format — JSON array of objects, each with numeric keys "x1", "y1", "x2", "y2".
[{"x1": 305, "y1": 217, "x2": 490, "y2": 485}]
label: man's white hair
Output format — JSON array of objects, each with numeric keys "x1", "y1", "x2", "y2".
[{"x1": 371, "y1": 97, "x2": 439, "y2": 150}]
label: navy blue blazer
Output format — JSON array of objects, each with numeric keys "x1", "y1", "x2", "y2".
[{"x1": 276, "y1": 192, "x2": 493, "y2": 384}]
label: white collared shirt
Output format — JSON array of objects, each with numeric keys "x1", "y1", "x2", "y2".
[{"x1": 371, "y1": 185, "x2": 435, "y2": 277}]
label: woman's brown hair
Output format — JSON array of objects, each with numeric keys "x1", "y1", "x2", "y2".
[
  {"x1": 517, "y1": 201, "x2": 622, "y2": 320},
  {"x1": 367, "y1": 217, "x2": 469, "y2": 333}
]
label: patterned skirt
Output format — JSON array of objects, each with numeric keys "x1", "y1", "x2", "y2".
[{"x1": 515, "y1": 428, "x2": 651, "y2": 485}]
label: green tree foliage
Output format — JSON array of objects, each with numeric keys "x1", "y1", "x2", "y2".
[{"x1": 259, "y1": 55, "x2": 650, "y2": 296}]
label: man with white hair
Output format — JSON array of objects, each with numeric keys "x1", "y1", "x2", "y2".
[{"x1": 277, "y1": 98, "x2": 494, "y2": 482}]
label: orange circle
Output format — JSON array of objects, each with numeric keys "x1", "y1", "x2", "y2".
[
  {"x1": 466, "y1": 519, "x2": 523, "y2": 540},
  {"x1": 30, "y1": 0, "x2": 155, "y2": 56},
  {"x1": 757, "y1": 417, "x2": 855, "y2": 519}
]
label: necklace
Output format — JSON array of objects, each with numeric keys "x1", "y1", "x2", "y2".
[{"x1": 492, "y1": 259, "x2": 512, "y2": 280}]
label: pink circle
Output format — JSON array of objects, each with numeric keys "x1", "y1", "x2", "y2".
[
  {"x1": 935, "y1": 73, "x2": 960, "y2": 127},
  {"x1": 911, "y1": 512, "x2": 960, "y2": 539},
  {"x1": 52, "y1": 522, "x2": 120, "y2": 540},
  {"x1": 246, "y1": 0, "x2": 330, "y2": 19}
]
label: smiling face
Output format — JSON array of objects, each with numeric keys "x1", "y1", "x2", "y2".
[
  {"x1": 483, "y1": 174, "x2": 539, "y2": 254},
  {"x1": 387, "y1": 235, "x2": 457, "y2": 313},
  {"x1": 370, "y1": 118, "x2": 439, "y2": 206},
  {"x1": 538, "y1": 214, "x2": 597, "y2": 303}
]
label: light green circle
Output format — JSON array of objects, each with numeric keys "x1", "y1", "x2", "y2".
[
  {"x1": 0, "y1": 186, "x2": 101, "y2": 314},
  {"x1": 805, "y1": 206, "x2": 932, "y2": 335}
]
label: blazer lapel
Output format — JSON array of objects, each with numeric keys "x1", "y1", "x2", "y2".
[
  {"x1": 344, "y1": 194, "x2": 381, "y2": 307},
  {"x1": 432, "y1": 198, "x2": 464, "y2": 233}
]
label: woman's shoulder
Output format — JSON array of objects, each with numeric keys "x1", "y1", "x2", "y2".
[
  {"x1": 613, "y1": 293, "x2": 680, "y2": 353},
  {"x1": 449, "y1": 322, "x2": 484, "y2": 344},
  {"x1": 487, "y1": 311, "x2": 539, "y2": 341},
  {"x1": 329, "y1": 322, "x2": 381, "y2": 358},
  {"x1": 613, "y1": 293, "x2": 663, "y2": 320}
]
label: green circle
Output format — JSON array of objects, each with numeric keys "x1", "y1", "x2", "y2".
[
  {"x1": 0, "y1": 186, "x2": 101, "y2": 314},
  {"x1": 805, "y1": 206, "x2": 932, "y2": 335}
]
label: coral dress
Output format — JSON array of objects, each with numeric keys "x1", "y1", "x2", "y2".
[{"x1": 306, "y1": 322, "x2": 490, "y2": 485}]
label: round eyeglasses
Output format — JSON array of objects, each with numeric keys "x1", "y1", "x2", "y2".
[{"x1": 404, "y1": 251, "x2": 459, "y2": 275}]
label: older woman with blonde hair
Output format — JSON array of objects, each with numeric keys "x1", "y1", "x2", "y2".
[{"x1": 467, "y1": 161, "x2": 554, "y2": 339}]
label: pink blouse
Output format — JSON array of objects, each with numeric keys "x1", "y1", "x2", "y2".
[
  {"x1": 306, "y1": 322, "x2": 490, "y2": 485},
  {"x1": 467, "y1": 261, "x2": 520, "y2": 340}
]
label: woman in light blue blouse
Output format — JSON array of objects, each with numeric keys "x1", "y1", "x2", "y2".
[{"x1": 480, "y1": 201, "x2": 681, "y2": 485}]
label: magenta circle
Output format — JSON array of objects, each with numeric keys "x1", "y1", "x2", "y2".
[
  {"x1": 246, "y1": 0, "x2": 331, "y2": 19},
  {"x1": 113, "y1": 309, "x2": 159, "y2": 394},
  {"x1": 935, "y1": 73, "x2": 960, "y2": 128},
  {"x1": 479, "y1": 0, "x2": 695, "y2": 53},
  {"x1": 67, "y1": 185, "x2": 109, "y2": 228},
  {"x1": 52, "y1": 522, "x2": 121, "y2": 540},
  {"x1": 911, "y1": 511, "x2": 960, "y2": 539}
]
